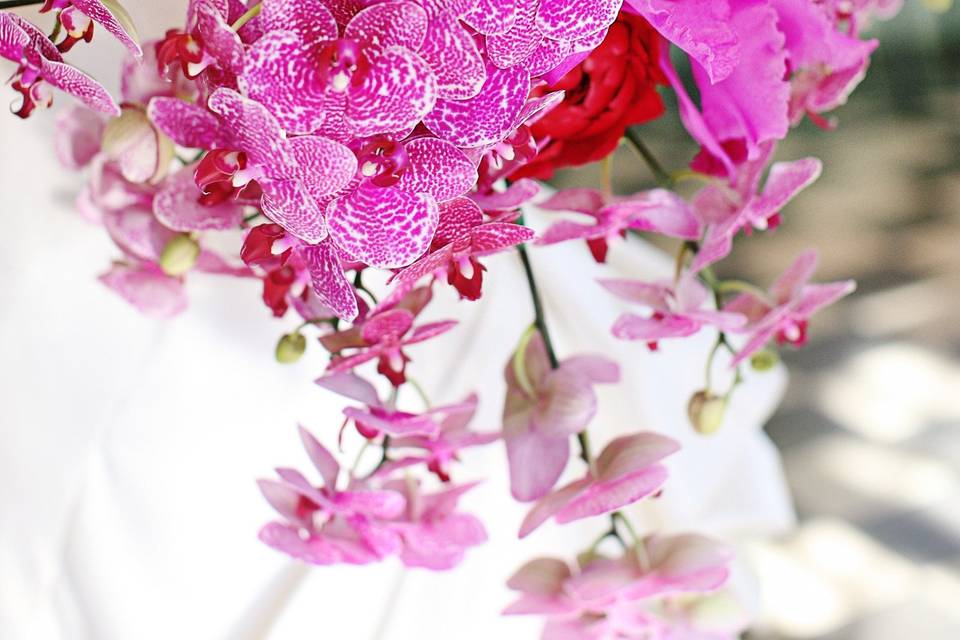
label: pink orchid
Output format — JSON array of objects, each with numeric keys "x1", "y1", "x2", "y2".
[
  {"x1": 389, "y1": 394, "x2": 500, "y2": 482},
  {"x1": 316, "y1": 371, "x2": 468, "y2": 439},
  {"x1": 505, "y1": 534, "x2": 734, "y2": 637},
  {"x1": 600, "y1": 276, "x2": 746, "y2": 348},
  {"x1": 537, "y1": 188, "x2": 702, "y2": 263},
  {"x1": 40, "y1": 0, "x2": 141, "y2": 57},
  {"x1": 382, "y1": 478, "x2": 488, "y2": 570},
  {"x1": 241, "y1": 0, "x2": 438, "y2": 137},
  {"x1": 321, "y1": 287, "x2": 457, "y2": 387},
  {"x1": 392, "y1": 197, "x2": 535, "y2": 301},
  {"x1": 690, "y1": 143, "x2": 822, "y2": 272},
  {"x1": 769, "y1": 0, "x2": 880, "y2": 127},
  {"x1": 259, "y1": 425, "x2": 407, "y2": 565},
  {"x1": 519, "y1": 432, "x2": 679, "y2": 538},
  {"x1": 504, "y1": 331, "x2": 621, "y2": 502},
  {"x1": 0, "y1": 11, "x2": 119, "y2": 118},
  {"x1": 725, "y1": 250, "x2": 855, "y2": 366}
]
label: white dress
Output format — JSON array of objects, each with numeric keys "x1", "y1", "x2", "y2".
[{"x1": 0, "y1": 5, "x2": 793, "y2": 638}]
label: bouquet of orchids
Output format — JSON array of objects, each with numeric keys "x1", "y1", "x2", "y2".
[{"x1": 1, "y1": 0, "x2": 904, "y2": 636}]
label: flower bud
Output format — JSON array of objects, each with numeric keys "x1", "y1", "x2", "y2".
[
  {"x1": 159, "y1": 234, "x2": 200, "y2": 276},
  {"x1": 750, "y1": 349, "x2": 779, "y2": 372},
  {"x1": 276, "y1": 332, "x2": 307, "y2": 364},
  {"x1": 687, "y1": 391, "x2": 727, "y2": 435}
]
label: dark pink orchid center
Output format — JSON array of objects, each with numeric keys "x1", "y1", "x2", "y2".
[
  {"x1": 352, "y1": 136, "x2": 411, "y2": 188},
  {"x1": 9, "y1": 71, "x2": 51, "y2": 120},
  {"x1": 156, "y1": 29, "x2": 205, "y2": 79},
  {"x1": 776, "y1": 318, "x2": 808, "y2": 347},
  {"x1": 195, "y1": 149, "x2": 249, "y2": 206},
  {"x1": 317, "y1": 40, "x2": 369, "y2": 93}
]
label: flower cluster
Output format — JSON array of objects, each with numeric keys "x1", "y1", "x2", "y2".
[{"x1": 5, "y1": 0, "x2": 906, "y2": 635}]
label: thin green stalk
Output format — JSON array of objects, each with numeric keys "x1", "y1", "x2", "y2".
[
  {"x1": 230, "y1": 2, "x2": 261, "y2": 31},
  {"x1": 624, "y1": 128, "x2": 674, "y2": 188}
]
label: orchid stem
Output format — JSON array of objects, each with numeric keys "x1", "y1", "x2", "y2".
[
  {"x1": 230, "y1": 2, "x2": 261, "y2": 31},
  {"x1": 624, "y1": 128, "x2": 674, "y2": 189},
  {"x1": 517, "y1": 242, "x2": 594, "y2": 465},
  {"x1": 406, "y1": 376, "x2": 431, "y2": 409}
]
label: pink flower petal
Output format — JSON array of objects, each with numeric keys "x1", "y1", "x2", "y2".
[
  {"x1": 207, "y1": 88, "x2": 290, "y2": 168},
  {"x1": 315, "y1": 372, "x2": 382, "y2": 407},
  {"x1": 419, "y1": 11, "x2": 485, "y2": 100},
  {"x1": 611, "y1": 313, "x2": 701, "y2": 341},
  {"x1": 535, "y1": 0, "x2": 620, "y2": 42},
  {"x1": 346, "y1": 46, "x2": 438, "y2": 138},
  {"x1": 519, "y1": 478, "x2": 591, "y2": 538},
  {"x1": 153, "y1": 167, "x2": 243, "y2": 231},
  {"x1": 344, "y1": 1, "x2": 428, "y2": 50},
  {"x1": 260, "y1": 180, "x2": 327, "y2": 243},
  {"x1": 300, "y1": 241, "x2": 359, "y2": 321},
  {"x1": 196, "y1": 0, "x2": 245, "y2": 73},
  {"x1": 99, "y1": 263, "x2": 187, "y2": 318},
  {"x1": 147, "y1": 97, "x2": 221, "y2": 149},
  {"x1": 326, "y1": 186, "x2": 439, "y2": 269},
  {"x1": 398, "y1": 137, "x2": 476, "y2": 202},
  {"x1": 462, "y1": 0, "x2": 517, "y2": 36},
  {"x1": 505, "y1": 427, "x2": 569, "y2": 502},
  {"x1": 424, "y1": 61, "x2": 530, "y2": 148},
  {"x1": 343, "y1": 407, "x2": 440, "y2": 438},
  {"x1": 28, "y1": 50, "x2": 120, "y2": 116},
  {"x1": 260, "y1": 0, "x2": 338, "y2": 42},
  {"x1": 74, "y1": 0, "x2": 142, "y2": 57},
  {"x1": 555, "y1": 466, "x2": 669, "y2": 524},
  {"x1": 54, "y1": 105, "x2": 104, "y2": 169},
  {"x1": 287, "y1": 135, "x2": 358, "y2": 199}
]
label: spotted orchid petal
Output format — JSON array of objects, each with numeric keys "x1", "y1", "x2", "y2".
[
  {"x1": 327, "y1": 185, "x2": 439, "y2": 269},
  {"x1": 346, "y1": 46, "x2": 438, "y2": 138},
  {"x1": 397, "y1": 137, "x2": 476, "y2": 202},
  {"x1": 536, "y1": 0, "x2": 620, "y2": 42},
  {"x1": 287, "y1": 135, "x2": 358, "y2": 200},
  {"x1": 344, "y1": 1, "x2": 428, "y2": 51},
  {"x1": 240, "y1": 30, "x2": 332, "y2": 135},
  {"x1": 260, "y1": 0, "x2": 338, "y2": 41},
  {"x1": 25, "y1": 49, "x2": 120, "y2": 115},
  {"x1": 196, "y1": 0, "x2": 245, "y2": 74},
  {"x1": 487, "y1": 0, "x2": 541, "y2": 69},
  {"x1": 153, "y1": 167, "x2": 243, "y2": 232},
  {"x1": 424, "y1": 61, "x2": 529, "y2": 148},
  {"x1": 207, "y1": 88, "x2": 291, "y2": 170},
  {"x1": 462, "y1": 0, "x2": 517, "y2": 36},
  {"x1": 147, "y1": 97, "x2": 222, "y2": 149},
  {"x1": 74, "y1": 0, "x2": 142, "y2": 57},
  {"x1": 419, "y1": 11, "x2": 485, "y2": 100},
  {"x1": 260, "y1": 181, "x2": 327, "y2": 243},
  {"x1": 300, "y1": 241, "x2": 359, "y2": 321}
]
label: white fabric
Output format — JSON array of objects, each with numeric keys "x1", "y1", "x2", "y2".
[{"x1": 0, "y1": 5, "x2": 794, "y2": 637}]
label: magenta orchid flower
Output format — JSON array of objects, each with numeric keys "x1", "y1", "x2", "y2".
[
  {"x1": 690, "y1": 143, "x2": 822, "y2": 273},
  {"x1": 241, "y1": 0, "x2": 437, "y2": 137},
  {"x1": 320, "y1": 287, "x2": 457, "y2": 386},
  {"x1": 725, "y1": 250, "x2": 855, "y2": 366},
  {"x1": 505, "y1": 534, "x2": 734, "y2": 636},
  {"x1": 41, "y1": 0, "x2": 141, "y2": 57},
  {"x1": 259, "y1": 425, "x2": 407, "y2": 565},
  {"x1": 0, "y1": 11, "x2": 119, "y2": 118},
  {"x1": 504, "y1": 331, "x2": 621, "y2": 502},
  {"x1": 382, "y1": 478, "x2": 488, "y2": 570},
  {"x1": 519, "y1": 432, "x2": 679, "y2": 538},
  {"x1": 537, "y1": 187, "x2": 702, "y2": 263},
  {"x1": 600, "y1": 275, "x2": 746, "y2": 348},
  {"x1": 392, "y1": 197, "x2": 535, "y2": 301}
]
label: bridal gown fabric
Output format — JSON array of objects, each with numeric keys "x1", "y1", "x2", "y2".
[{"x1": 0, "y1": 7, "x2": 793, "y2": 638}]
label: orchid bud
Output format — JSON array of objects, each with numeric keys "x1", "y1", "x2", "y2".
[
  {"x1": 160, "y1": 234, "x2": 200, "y2": 276},
  {"x1": 750, "y1": 349, "x2": 779, "y2": 372},
  {"x1": 276, "y1": 332, "x2": 307, "y2": 364},
  {"x1": 102, "y1": 107, "x2": 174, "y2": 184},
  {"x1": 687, "y1": 391, "x2": 727, "y2": 435}
]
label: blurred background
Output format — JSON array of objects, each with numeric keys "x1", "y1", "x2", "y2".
[{"x1": 550, "y1": 2, "x2": 960, "y2": 637}]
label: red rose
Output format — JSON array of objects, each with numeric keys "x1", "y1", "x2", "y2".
[{"x1": 513, "y1": 13, "x2": 666, "y2": 181}]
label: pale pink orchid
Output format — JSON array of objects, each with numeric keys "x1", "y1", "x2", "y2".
[
  {"x1": 392, "y1": 196, "x2": 535, "y2": 301},
  {"x1": 600, "y1": 276, "x2": 746, "y2": 347},
  {"x1": 537, "y1": 188, "x2": 702, "y2": 263},
  {"x1": 690, "y1": 143, "x2": 822, "y2": 273},
  {"x1": 40, "y1": 0, "x2": 141, "y2": 57},
  {"x1": 725, "y1": 250, "x2": 855, "y2": 366},
  {"x1": 320, "y1": 287, "x2": 457, "y2": 387},
  {"x1": 316, "y1": 371, "x2": 471, "y2": 439},
  {"x1": 504, "y1": 331, "x2": 621, "y2": 502},
  {"x1": 0, "y1": 11, "x2": 119, "y2": 118},
  {"x1": 505, "y1": 534, "x2": 734, "y2": 638},
  {"x1": 259, "y1": 425, "x2": 407, "y2": 565},
  {"x1": 519, "y1": 433, "x2": 679, "y2": 538},
  {"x1": 382, "y1": 478, "x2": 488, "y2": 570}
]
